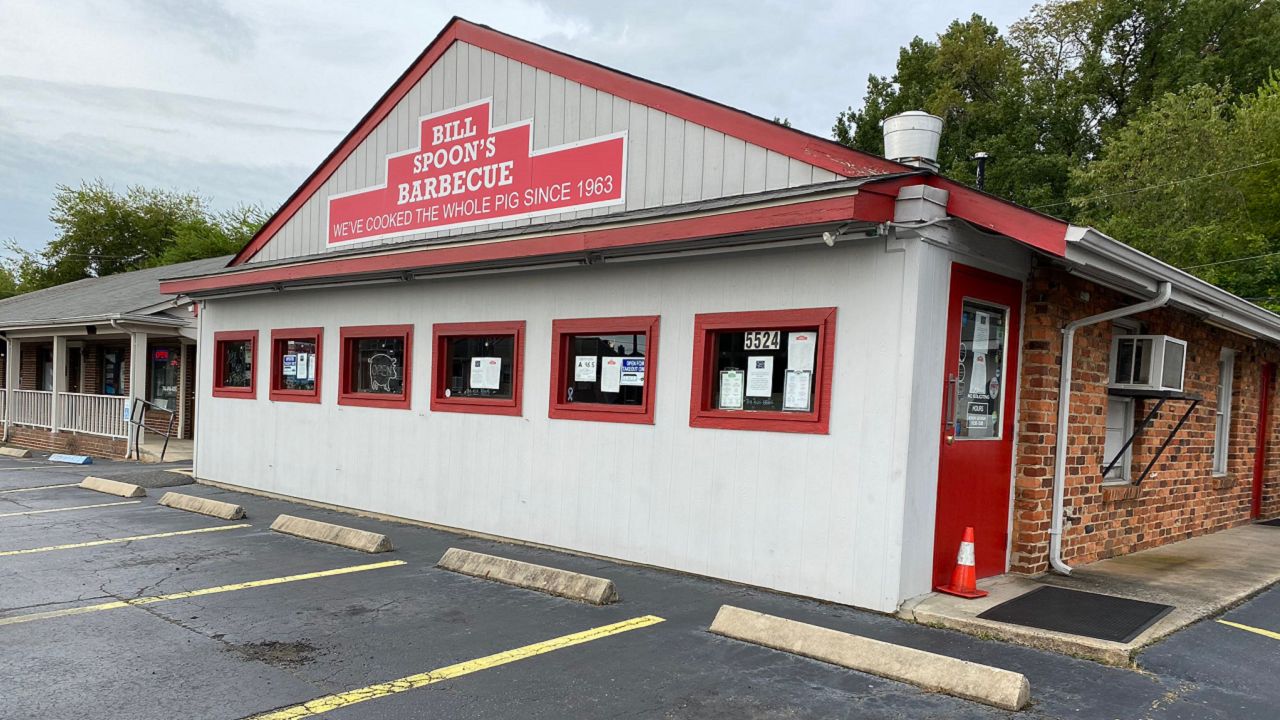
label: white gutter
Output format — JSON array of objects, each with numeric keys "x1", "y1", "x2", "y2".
[{"x1": 1049, "y1": 280, "x2": 1172, "y2": 575}]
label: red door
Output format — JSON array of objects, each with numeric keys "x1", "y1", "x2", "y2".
[
  {"x1": 1252, "y1": 363, "x2": 1274, "y2": 519},
  {"x1": 933, "y1": 264, "x2": 1023, "y2": 588}
]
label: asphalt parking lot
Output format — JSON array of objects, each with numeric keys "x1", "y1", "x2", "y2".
[{"x1": 2, "y1": 453, "x2": 1278, "y2": 719}]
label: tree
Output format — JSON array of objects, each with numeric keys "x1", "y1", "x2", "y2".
[
  {"x1": 834, "y1": 1, "x2": 1280, "y2": 214},
  {"x1": 833, "y1": 15, "x2": 1067, "y2": 207},
  {"x1": 148, "y1": 205, "x2": 269, "y2": 267},
  {"x1": 3, "y1": 180, "x2": 264, "y2": 295},
  {"x1": 1071, "y1": 78, "x2": 1280, "y2": 309}
]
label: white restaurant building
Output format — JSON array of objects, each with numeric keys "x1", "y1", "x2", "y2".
[{"x1": 163, "y1": 19, "x2": 1280, "y2": 612}]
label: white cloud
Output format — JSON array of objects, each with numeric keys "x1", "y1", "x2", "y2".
[{"x1": 0, "y1": 0, "x2": 1030, "y2": 252}]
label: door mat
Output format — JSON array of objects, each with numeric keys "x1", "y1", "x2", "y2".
[
  {"x1": 976, "y1": 586, "x2": 1173, "y2": 643},
  {"x1": 1258, "y1": 518, "x2": 1280, "y2": 527}
]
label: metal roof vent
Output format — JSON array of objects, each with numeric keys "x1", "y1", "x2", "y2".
[{"x1": 882, "y1": 111, "x2": 942, "y2": 171}]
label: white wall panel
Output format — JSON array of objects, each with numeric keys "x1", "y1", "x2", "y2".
[
  {"x1": 248, "y1": 41, "x2": 847, "y2": 264},
  {"x1": 196, "y1": 241, "x2": 914, "y2": 611}
]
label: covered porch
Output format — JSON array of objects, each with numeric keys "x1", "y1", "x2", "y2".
[
  {"x1": 0, "y1": 318, "x2": 196, "y2": 459},
  {"x1": 0, "y1": 256, "x2": 226, "y2": 461}
]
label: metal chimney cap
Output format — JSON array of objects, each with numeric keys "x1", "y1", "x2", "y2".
[{"x1": 882, "y1": 111, "x2": 943, "y2": 171}]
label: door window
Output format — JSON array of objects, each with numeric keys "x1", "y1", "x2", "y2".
[
  {"x1": 150, "y1": 347, "x2": 181, "y2": 410},
  {"x1": 951, "y1": 300, "x2": 1008, "y2": 440}
]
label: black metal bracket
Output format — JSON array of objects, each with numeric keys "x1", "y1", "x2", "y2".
[{"x1": 1102, "y1": 391, "x2": 1201, "y2": 485}]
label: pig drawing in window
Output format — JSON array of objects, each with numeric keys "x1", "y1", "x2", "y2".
[{"x1": 367, "y1": 352, "x2": 399, "y2": 392}]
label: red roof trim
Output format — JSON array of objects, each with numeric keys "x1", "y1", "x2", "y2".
[
  {"x1": 164, "y1": 195, "x2": 871, "y2": 295},
  {"x1": 229, "y1": 17, "x2": 903, "y2": 267},
  {"x1": 924, "y1": 177, "x2": 1068, "y2": 257}
]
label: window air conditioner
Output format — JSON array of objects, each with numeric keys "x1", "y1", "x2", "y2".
[{"x1": 1108, "y1": 335, "x2": 1187, "y2": 392}]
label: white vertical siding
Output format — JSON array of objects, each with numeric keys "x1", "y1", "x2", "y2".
[
  {"x1": 196, "y1": 240, "x2": 914, "y2": 611},
  {"x1": 249, "y1": 41, "x2": 845, "y2": 264}
]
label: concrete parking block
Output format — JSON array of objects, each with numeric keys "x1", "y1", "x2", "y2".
[
  {"x1": 269, "y1": 514, "x2": 393, "y2": 553},
  {"x1": 158, "y1": 492, "x2": 246, "y2": 520},
  {"x1": 79, "y1": 476, "x2": 147, "y2": 498},
  {"x1": 50, "y1": 454, "x2": 92, "y2": 465},
  {"x1": 437, "y1": 547, "x2": 619, "y2": 605},
  {"x1": 0, "y1": 447, "x2": 32, "y2": 458},
  {"x1": 709, "y1": 605, "x2": 1031, "y2": 712}
]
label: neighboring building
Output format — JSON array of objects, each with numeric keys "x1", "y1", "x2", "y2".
[
  {"x1": 0, "y1": 256, "x2": 227, "y2": 458},
  {"x1": 161, "y1": 19, "x2": 1279, "y2": 612}
]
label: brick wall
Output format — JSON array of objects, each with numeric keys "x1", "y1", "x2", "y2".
[
  {"x1": 1011, "y1": 261, "x2": 1280, "y2": 574},
  {"x1": 6, "y1": 426, "x2": 127, "y2": 459}
]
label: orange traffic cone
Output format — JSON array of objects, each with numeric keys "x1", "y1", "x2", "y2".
[{"x1": 936, "y1": 526, "x2": 988, "y2": 598}]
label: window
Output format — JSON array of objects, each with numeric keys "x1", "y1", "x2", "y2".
[
  {"x1": 1214, "y1": 348, "x2": 1235, "y2": 476},
  {"x1": 270, "y1": 328, "x2": 323, "y2": 403},
  {"x1": 549, "y1": 316, "x2": 659, "y2": 424},
  {"x1": 949, "y1": 300, "x2": 1010, "y2": 441},
  {"x1": 431, "y1": 321, "x2": 525, "y2": 416},
  {"x1": 689, "y1": 308, "x2": 836, "y2": 434},
  {"x1": 150, "y1": 345, "x2": 181, "y2": 410},
  {"x1": 212, "y1": 331, "x2": 256, "y2": 398},
  {"x1": 36, "y1": 346, "x2": 53, "y2": 391},
  {"x1": 338, "y1": 325, "x2": 412, "y2": 409},
  {"x1": 1103, "y1": 321, "x2": 1139, "y2": 483}
]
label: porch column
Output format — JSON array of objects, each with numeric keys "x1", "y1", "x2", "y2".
[
  {"x1": 4, "y1": 338, "x2": 19, "y2": 429},
  {"x1": 177, "y1": 342, "x2": 189, "y2": 440},
  {"x1": 51, "y1": 335, "x2": 67, "y2": 432},
  {"x1": 127, "y1": 331, "x2": 148, "y2": 454}
]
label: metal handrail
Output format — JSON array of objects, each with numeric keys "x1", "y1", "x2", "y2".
[{"x1": 128, "y1": 397, "x2": 177, "y2": 462}]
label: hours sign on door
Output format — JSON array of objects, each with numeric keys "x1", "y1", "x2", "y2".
[{"x1": 328, "y1": 98, "x2": 626, "y2": 247}]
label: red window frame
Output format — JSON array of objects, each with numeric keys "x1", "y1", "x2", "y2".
[
  {"x1": 338, "y1": 324, "x2": 413, "y2": 409},
  {"x1": 548, "y1": 315, "x2": 660, "y2": 424},
  {"x1": 212, "y1": 330, "x2": 257, "y2": 399},
  {"x1": 689, "y1": 307, "x2": 837, "y2": 434},
  {"x1": 269, "y1": 327, "x2": 323, "y2": 404},
  {"x1": 431, "y1": 321, "x2": 525, "y2": 416}
]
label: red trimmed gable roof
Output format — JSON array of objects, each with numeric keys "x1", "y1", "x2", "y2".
[{"x1": 229, "y1": 17, "x2": 907, "y2": 266}]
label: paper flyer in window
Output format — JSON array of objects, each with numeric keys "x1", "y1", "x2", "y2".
[
  {"x1": 970, "y1": 353, "x2": 988, "y2": 397},
  {"x1": 746, "y1": 355, "x2": 774, "y2": 397},
  {"x1": 471, "y1": 357, "x2": 502, "y2": 389},
  {"x1": 783, "y1": 369, "x2": 812, "y2": 411},
  {"x1": 283, "y1": 354, "x2": 297, "y2": 377},
  {"x1": 619, "y1": 357, "x2": 645, "y2": 386},
  {"x1": 600, "y1": 357, "x2": 622, "y2": 393},
  {"x1": 295, "y1": 353, "x2": 309, "y2": 380},
  {"x1": 574, "y1": 355, "x2": 598, "y2": 382},
  {"x1": 719, "y1": 369, "x2": 744, "y2": 409},
  {"x1": 307, "y1": 354, "x2": 317, "y2": 381},
  {"x1": 973, "y1": 311, "x2": 990, "y2": 352},
  {"x1": 787, "y1": 332, "x2": 816, "y2": 372}
]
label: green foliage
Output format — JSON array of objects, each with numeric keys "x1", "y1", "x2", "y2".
[
  {"x1": 148, "y1": 205, "x2": 269, "y2": 268},
  {"x1": 1073, "y1": 78, "x2": 1280, "y2": 309},
  {"x1": 834, "y1": 0, "x2": 1280, "y2": 306},
  {"x1": 834, "y1": 0, "x2": 1280, "y2": 212},
  {"x1": 3, "y1": 180, "x2": 265, "y2": 295}
]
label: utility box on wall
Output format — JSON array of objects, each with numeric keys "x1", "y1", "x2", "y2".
[{"x1": 1109, "y1": 335, "x2": 1188, "y2": 392}]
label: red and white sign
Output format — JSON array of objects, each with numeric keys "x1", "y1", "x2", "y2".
[{"x1": 328, "y1": 98, "x2": 626, "y2": 247}]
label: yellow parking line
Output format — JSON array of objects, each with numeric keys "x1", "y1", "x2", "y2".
[
  {"x1": 0, "y1": 523, "x2": 251, "y2": 557},
  {"x1": 0, "y1": 560, "x2": 406, "y2": 627},
  {"x1": 0, "y1": 483, "x2": 79, "y2": 494},
  {"x1": 251, "y1": 615, "x2": 666, "y2": 719},
  {"x1": 1217, "y1": 619, "x2": 1280, "y2": 641},
  {"x1": 0, "y1": 500, "x2": 141, "y2": 518}
]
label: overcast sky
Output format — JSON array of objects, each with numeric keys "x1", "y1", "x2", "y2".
[{"x1": 0, "y1": 0, "x2": 1032, "y2": 254}]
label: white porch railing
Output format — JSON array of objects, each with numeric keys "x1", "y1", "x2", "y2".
[
  {"x1": 10, "y1": 390, "x2": 53, "y2": 429},
  {"x1": 58, "y1": 392, "x2": 129, "y2": 439}
]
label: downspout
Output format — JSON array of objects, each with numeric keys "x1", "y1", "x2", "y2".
[{"x1": 1049, "y1": 281, "x2": 1173, "y2": 575}]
